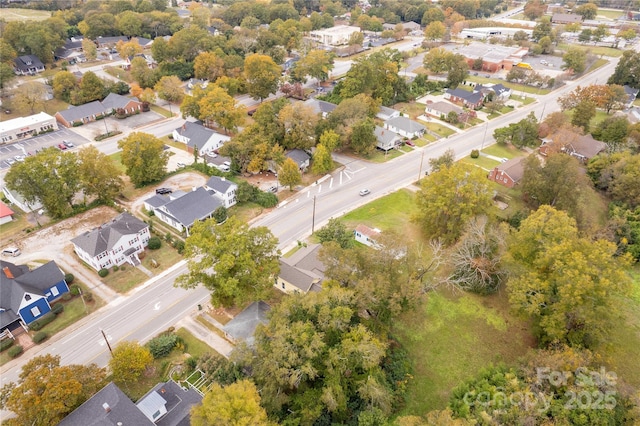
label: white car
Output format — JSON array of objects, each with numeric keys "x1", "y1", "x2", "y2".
[
  {"x1": 359, "y1": 189, "x2": 371, "y2": 196},
  {"x1": 14, "y1": 155, "x2": 25, "y2": 162}
]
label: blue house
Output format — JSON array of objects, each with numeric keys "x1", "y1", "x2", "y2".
[{"x1": 0, "y1": 260, "x2": 69, "y2": 335}]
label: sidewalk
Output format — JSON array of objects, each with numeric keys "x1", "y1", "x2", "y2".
[{"x1": 176, "y1": 315, "x2": 233, "y2": 358}]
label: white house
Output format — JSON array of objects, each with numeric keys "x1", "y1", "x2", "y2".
[
  {"x1": 354, "y1": 224, "x2": 381, "y2": 248},
  {"x1": 172, "y1": 121, "x2": 230, "y2": 155},
  {"x1": 147, "y1": 187, "x2": 223, "y2": 236},
  {"x1": 71, "y1": 212, "x2": 150, "y2": 272},
  {"x1": 374, "y1": 126, "x2": 401, "y2": 151},
  {"x1": 309, "y1": 25, "x2": 361, "y2": 46},
  {"x1": 204, "y1": 176, "x2": 238, "y2": 208},
  {"x1": 376, "y1": 106, "x2": 400, "y2": 121},
  {"x1": 384, "y1": 116, "x2": 426, "y2": 139}
]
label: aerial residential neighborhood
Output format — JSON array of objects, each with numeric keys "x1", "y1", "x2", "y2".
[{"x1": 0, "y1": 0, "x2": 639, "y2": 424}]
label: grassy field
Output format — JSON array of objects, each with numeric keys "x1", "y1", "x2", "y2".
[
  {"x1": 368, "y1": 148, "x2": 404, "y2": 163},
  {"x1": 482, "y1": 143, "x2": 523, "y2": 159},
  {"x1": 424, "y1": 122, "x2": 456, "y2": 138},
  {"x1": 0, "y1": 207, "x2": 32, "y2": 245},
  {"x1": 150, "y1": 104, "x2": 174, "y2": 118},
  {"x1": 558, "y1": 43, "x2": 624, "y2": 58},
  {"x1": 596, "y1": 9, "x2": 624, "y2": 19},
  {"x1": 0, "y1": 8, "x2": 51, "y2": 21},
  {"x1": 393, "y1": 289, "x2": 536, "y2": 415},
  {"x1": 466, "y1": 75, "x2": 551, "y2": 95},
  {"x1": 461, "y1": 155, "x2": 500, "y2": 171},
  {"x1": 393, "y1": 102, "x2": 428, "y2": 120}
]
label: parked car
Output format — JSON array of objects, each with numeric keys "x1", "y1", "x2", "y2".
[
  {"x1": 2, "y1": 247, "x2": 21, "y2": 257},
  {"x1": 14, "y1": 155, "x2": 25, "y2": 162},
  {"x1": 156, "y1": 187, "x2": 172, "y2": 195},
  {"x1": 268, "y1": 186, "x2": 278, "y2": 193},
  {"x1": 405, "y1": 140, "x2": 415, "y2": 147},
  {"x1": 62, "y1": 140, "x2": 74, "y2": 148},
  {"x1": 359, "y1": 189, "x2": 371, "y2": 196},
  {"x1": 223, "y1": 161, "x2": 231, "y2": 167},
  {"x1": 58, "y1": 143, "x2": 68, "y2": 150}
]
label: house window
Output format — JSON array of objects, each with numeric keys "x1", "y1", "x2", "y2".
[
  {"x1": 31, "y1": 306, "x2": 41, "y2": 317},
  {"x1": 51, "y1": 287, "x2": 59, "y2": 297},
  {"x1": 282, "y1": 282, "x2": 285, "y2": 289}
]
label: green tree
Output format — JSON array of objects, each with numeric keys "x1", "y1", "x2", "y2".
[
  {"x1": 243, "y1": 53, "x2": 281, "y2": 101},
  {"x1": 571, "y1": 100, "x2": 596, "y2": 132},
  {"x1": 562, "y1": 47, "x2": 587, "y2": 74},
  {"x1": 154, "y1": 75, "x2": 184, "y2": 115},
  {"x1": 428, "y1": 148, "x2": 455, "y2": 172},
  {"x1": 0, "y1": 38, "x2": 17, "y2": 64},
  {"x1": 5, "y1": 148, "x2": 80, "y2": 219},
  {"x1": 109, "y1": 341, "x2": 153, "y2": 386},
  {"x1": 575, "y1": 2, "x2": 597, "y2": 19},
  {"x1": 424, "y1": 21, "x2": 445, "y2": 41},
  {"x1": 194, "y1": 51, "x2": 226, "y2": 82},
  {"x1": 249, "y1": 287, "x2": 390, "y2": 425},
  {"x1": 130, "y1": 56, "x2": 159, "y2": 88},
  {"x1": 81, "y1": 38, "x2": 97, "y2": 60},
  {"x1": 77, "y1": 71, "x2": 106, "y2": 104},
  {"x1": 277, "y1": 101, "x2": 319, "y2": 150},
  {"x1": 12, "y1": 82, "x2": 46, "y2": 114},
  {"x1": 311, "y1": 143, "x2": 334, "y2": 175},
  {"x1": 592, "y1": 116, "x2": 630, "y2": 148},
  {"x1": 507, "y1": 205, "x2": 631, "y2": 347},
  {"x1": 191, "y1": 380, "x2": 271, "y2": 426},
  {"x1": 349, "y1": 118, "x2": 377, "y2": 156},
  {"x1": 316, "y1": 218, "x2": 353, "y2": 248},
  {"x1": 608, "y1": 49, "x2": 640, "y2": 89},
  {"x1": 118, "y1": 132, "x2": 169, "y2": 187},
  {"x1": 447, "y1": 55, "x2": 469, "y2": 88},
  {"x1": 0, "y1": 63, "x2": 15, "y2": 90},
  {"x1": 177, "y1": 216, "x2": 280, "y2": 307},
  {"x1": 278, "y1": 157, "x2": 302, "y2": 190},
  {"x1": 578, "y1": 28, "x2": 592, "y2": 43},
  {"x1": 532, "y1": 17, "x2": 553, "y2": 42},
  {"x1": 492, "y1": 112, "x2": 539, "y2": 148},
  {"x1": 116, "y1": 10, "x2": 143, "y2": 36},
  {"x1": 77, "y1": 145, "x2": 124, "y2": 205},
  {"x1": 422, "y1": 47, "x2": 454, "y2": 74},
  {"x1": 198, "y1": 86, "x2": 246, "y2": 134},
  {"x1": 52, "y1": 71, "x2": 78, "y2": 102},
  {"x1": 290, "y1": 49, "x2": 335, "y2": 83},
  {"x1": 0, "y1": 355, "x2": 106, "y2": 426},
  {"x1": 414, "y1": 163, "x2": 492, "y2": 244},
  {"x1": 339, "y1": 50, "x2": 404, "y2": 106}
]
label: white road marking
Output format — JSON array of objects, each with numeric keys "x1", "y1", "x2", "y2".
[
  {"x1": 317, "y1": 184, "x2": 322, "y2": 193},
  {"x1": 154, "y1": 302, "x2": 161, "y2": 310},
  {"x1": 329, "y1": 178, "x2": 333, "y2": 188}
]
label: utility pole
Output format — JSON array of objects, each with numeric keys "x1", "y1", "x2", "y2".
[
  {"x1": 480, "y1": 120, "x2": 489, "y2": 150},
  {"x1": 101, "y1": 329, "x2": 113, "y2": 355},
  {"x1": 311, "y1": 195, "x2": 317, "y2": 234},
  {"x1": 417, "y1": 150, "x2": 425, "y2": 180}
]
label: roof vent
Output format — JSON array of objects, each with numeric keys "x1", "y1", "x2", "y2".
[{"x1": 103, "y1": 403, "x2": 111, "y2": 413}]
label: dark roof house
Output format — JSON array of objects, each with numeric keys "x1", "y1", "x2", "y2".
[
  {"x1": 13, "y1": 55, "x2": 45, "y2": 75},
  {"x1": 624, "y1": 85, "x2": 639, "y2": 108},
  {"x1": 444, "y1": 88, "x2": 484, "y2": 109}
]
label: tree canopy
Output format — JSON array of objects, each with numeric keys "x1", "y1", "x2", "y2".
[
  {"x1": 191, "y1": 380, "x2": 272, "y2": 426},
  {"x1": 117, "y1": 132, "x2": 169, "y2": 187}
]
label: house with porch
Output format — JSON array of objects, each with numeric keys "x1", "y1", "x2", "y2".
[
  {"x1": 384, "y1": 116, "x2": 425, "y2": 139},
  {"x1": 375, "y1": 126, "x2": 401, "y2": 151},
  {"x1": 269, "y1": 149, "x2": 311, "y2": 173},
  {"x1": 71, "y1": 212, "x2": 150, "y2": 272},
  {"x1": 147, "y1": 187, "x2": 223, "y2": 236},
  {"x1": 13, "y1": 55, "x2": 45, "y2": 75},
  {"x1": 488, "y1": 157, "x2": 526, "y2": 188},
  {"x1": 172, "y1": 121, "x2": 230, "y2": 155},
  {"x1": 0, "y1": 260, "x2": 69, "y2": 335},
  {"x1": 204, "y1": 176, "x2": 238, "y2": 208}
]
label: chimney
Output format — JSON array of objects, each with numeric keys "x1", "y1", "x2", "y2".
[
  {"x1": 221, "y1": 177, "x2": 225, "y2": 181},
  {"x1": 182, "y1": 124, "x2": 186, "y2": 131},
  {"x1": 102, "y1": 403, "x2": 111, "y2": 413},
  {"x1": 3, "y1": 267, "x2": 14, "y2": 279}
]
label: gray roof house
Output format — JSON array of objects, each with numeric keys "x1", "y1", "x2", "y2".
[
  {"x1": 1, "y1": 260, "x2": 69, "y2": 333},
  {"x1": 172, "y1": 121, "x2": 230, "y2": 155},
  {"x1": 424, "y1": 101, "x2": 463, "y2": 118},
  {"x1": 2, "y1": 186, "x2": 43, "y2": 213},
  {"x1": 303, "y1": 98, "x2": 338, "y2": 118},
  {"x1": 276, "y1": 243, "x2": 325, "y2": 294},
  {"x1": 59, "y1": 380, "x2": 201, "y2": 426},
  {"x1": 624, "y1": 85, "x2": 639, "y2": 108},
  {"x1": 384, "y1": 116, "x2": 426, "y2": 139},
  {"x1": 375, "y1": 125, "x2": 401, "y2": 151},
  {"x1": 204, "y1": 176, "x2": 238, "y2": 208},
  {"x1": 150, "y1": 187, "x2": 223, "y2": 236},
  {"x1": 376, "y1": 105, "x2": 400, "y2": 121},
  {"x1": 55, "y1": 94, "x2": 142, "y2": 127},
  {"x1": 269, "y1": 148, "x2": 312, "y2": 173},
  {"x1": 13, "y1": 55, "x2": 45, "y2": 75},
  {"x1": 222, "y1": 301, "x2": 270, "y2": 345},
  {"x1": 95, "y1": 36, "x2": 128, "y2": 48},
  {"x1": 71, "y1": 212, "x2": 151, "y2": 272}
]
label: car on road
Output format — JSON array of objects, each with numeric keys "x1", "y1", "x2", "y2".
[
  {"x1": 62, "y1": 140, "x2": 74, "y2": 148},
  {"x1": 58, "y1": 143, "x2": 68, "y2": 150},
  {"x1": 359, "y1": 189, "x2": 371, "y2": 196},
  {"x1": 156, "y1": 187, "x2": 172, "y2": 195}
]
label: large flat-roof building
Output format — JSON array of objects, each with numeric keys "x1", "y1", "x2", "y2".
[
  {"x1": 443, "y1": 42, "x2": 529, "y2": 73},
  {"x1": 0, "y1": 112, "x2": 58, "y2": 144},
  {"x1": 310, "y1": 25, "x2": 361, "y2": 46}
]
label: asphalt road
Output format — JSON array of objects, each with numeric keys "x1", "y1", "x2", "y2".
[{"x1": 0, "y1": 55, "x2": 618, "y2": 394}]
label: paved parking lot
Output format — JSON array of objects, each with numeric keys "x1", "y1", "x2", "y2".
[
  {"x1": 0, "y1": 128, "x2": 90, "y2": 169},
  {"x1": 69, "y1": 110, "x2": 164, "y2": 140}
]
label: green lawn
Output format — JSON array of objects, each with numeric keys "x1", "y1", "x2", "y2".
[
  {"x1": 176, "y1": 327, "x2": 214, "y2": 359},
  {"x1": 558, "y1": 43, "x2": 624, "y2": 58},
  {"x1": 393, "y1": 289, "x2": 535, "y2": 415},
  {"x1": 482, "y1": 143, "x2": 522, "y2": 159},
  {"x1": 596, "y1": 9, "x2": 624, "y2": 19},
  {"x1": 367, "y1": 148, "x2": 404, "y2": 163},
  {"x1": 0, "y1": 8, "x2": 51, "y2": 21},
  {"x1": 424, "y1": 122, "x2": 456, "y2": 138},
  {"x1": 461, "y1": 156, "x2": 500, "y2": 171},
  {"x1": 150, "y1": 104, "x2": 174, "y2": 118},
  {"x1": 466, "y1": 75, "x2": 550, "y2": 95},
  {"x1": 108, "y1": 152, "x2": 127, "y2": 173},
  {"x1": 104, "y1": 66, "x2": 133, "y2": 83}
]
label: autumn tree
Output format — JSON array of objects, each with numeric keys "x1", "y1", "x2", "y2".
[
  {"x1": 278, "y1": 157, "x2": 302, "y2": 190},
  {"x1": 278, "y1": 101, "x2": 319, "y2": 150},
  {"x1": 115, "y1": 38, "x2": 143, "y2": 59},
  {"x1": 12, "y1": 82, "x2": 46, "y2": 114},
  {"x1": 177, "y1": 216, "x2": 280, "y2": 307},
  {"x1": 76, "y1": 71, "x2": 106, "y2": 104},
  {"x1": 0, "y1": 355, "x2": 106, "y2": 426},
  {"x1": 198, "y1": 86, "x2": 246, "y2": 134},
  {"x1": 191, "y1": 380, "x2": 271, "y2": 426},
  {"x1": 558, "y1": 84, "x2": 628, "y2": 114},
  {"x1": 424, "y1": 21, "x2": 446, "y2": 41},
  {"x1": 154, "y1": 75, "x2": 184, "y2": 114},
  {"x1": 414, "y1": 163, "x2": 492, "y2": 244},
  {"x1": 109, "y1": 341, "x2": 154, "y2": 386},
  {"x1": 77, "y1": 145, "x2": 124, "y2": 205},
  {"x1": 248, "y1": 287, "x2": 390, "y2": 425},
  {"x1": 339, "y1": 49, "x2": 405, "y2": 105},
  {"x1": 575, "y1": 2, "x2": 597, "y2": 19},
  {"x1": 290, "y1": 49, "x2": 335, "y2": 83},
  {"x1": 243, "y1": 53, "x2": 281, "y2": 101},
  {"x1": 5, "y1": 148, "x2": 80, "y2": 219},
  {"x1": 52, "y1": 71, "x2": 78, "y2": 102},
  {"x1": 507, "y1": 205, "x2": 631, "y2": 347},
  {"x1": 81, "y1": 38, "x2": 97, "y2": 60},
  {"x1": 118, "y1": 132, "x2": 169, "y2": 187},
  {"x1": 523, "y1": 0, "x2": 546, "y2": 20},
  {"x1": 349, "y1": 118, "x2": 377, "y2": 155},
  {"x1": 194, "y1": 51, "x2": 226, "y2": 82}
]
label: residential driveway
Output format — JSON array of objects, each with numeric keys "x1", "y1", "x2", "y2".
[{"x1": 69, "y1": 111, "x2": 164, "y2": 141}]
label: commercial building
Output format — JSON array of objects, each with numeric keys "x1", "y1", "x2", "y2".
[
  {"x1": 0, "y1": 112, "x2": 58, "y2": 144},
  {"x1": 309, "y1": 25, "x2": 361, "y2": 46}
]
